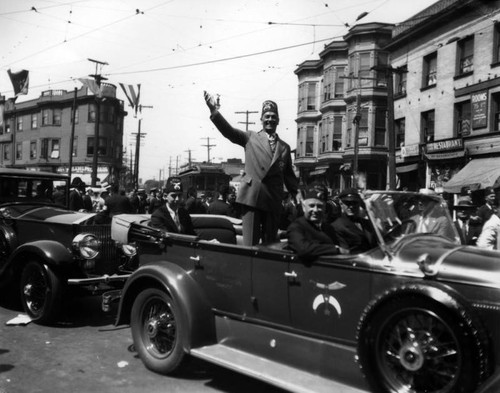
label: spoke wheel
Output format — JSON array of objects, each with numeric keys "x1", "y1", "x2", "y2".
[
  {"x1": 20, "y1": 260, "x2": 62, "y2": 324},
  {"x1": 131, "y1": 288, "x2": 187, "y2": 375},
  {"x1": 358, "y1": 296, "x2": 485, "y2": 393}
]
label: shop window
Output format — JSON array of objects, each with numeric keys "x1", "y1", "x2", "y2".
[
  {"x1": 395, "y1": 118, "x2": 406, "y2": 147},
  {"x1": 422, "y1": 52, "x2": 437, "y2": 88},
  {"x1": 493, "y1": 93, "x2": 500, "y2": 131},
  {"x1": 457, "y1": 36, "x2": 474, "y2": 75},
  {"x1": 455, "y1": 101, "x2": 471, "y2": 136},
  {"x1": 421, "y1": 110, "x2": 435, "y2": 143}
]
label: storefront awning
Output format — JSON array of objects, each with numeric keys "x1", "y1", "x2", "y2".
[
  {"x1": 443, "y1": 157, "x2": 500, "y2": 193},
  {"x1": 396, "y1": 163, "x2": 419, "y2": 174}
]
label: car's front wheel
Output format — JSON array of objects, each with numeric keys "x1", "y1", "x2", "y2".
[
  {"x1": 131, "y1": 288, "x2": 187, "y2": 375},
  {"x1": 357, "y1": 296, "x2": 486, "y2": 393},
  {"x1": 20, "y1": 260, "x2": 62, "y2": 324}
]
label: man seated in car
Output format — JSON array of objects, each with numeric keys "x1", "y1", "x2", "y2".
[
  {"x1": 332, "y1": 188, "x2": 376, "y2": 253},
  {"x1": 287, "y1": 182, "x2": 347, "y2": 262},
  {"x1": 150, "y1": 177, "x2": 196, "y2": 235}
]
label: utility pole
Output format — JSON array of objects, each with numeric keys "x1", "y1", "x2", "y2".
[
  {"x1": 88, "y1": 58, "x2": 108, "y2": 187},
  {"x1": 201, "y1": 137, "x2": 216, "y2": 163},
  {"x1": 132, "y1": 104, "x2": 153, "y2": 189},
  {"x1": 235, "y1": 110, "x2": 258, "y2": 131}
]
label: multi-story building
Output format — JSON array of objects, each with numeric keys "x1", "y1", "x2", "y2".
[
  {"x1": 387, "y1": 0, "x2": 500, "y2": 194},
  {"x1": 0, "y1": 84, "x2": 127, "y2": 185},
  {"x1": 295, "y1": 23, "x2": 393, "y2": 191}
]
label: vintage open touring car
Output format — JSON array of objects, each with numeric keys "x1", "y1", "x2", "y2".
[
  {"x1": 105, "y1": 190, "x2": 500, "y2": 393},
  {"x1": 0, "y1": 168, "x2": 132, "y2": 324}
]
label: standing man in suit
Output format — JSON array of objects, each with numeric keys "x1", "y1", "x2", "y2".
[
  {"x1": 332, "y1": 188, "x2": 376, "y2": 253},
  {"x1": 150, "y1": 177, "x2": 195, "y2": 235},
  {"x1": 453, "y1": 195, "x2": 481, "y2": 245},
  {"x1": 204, "y1": 91, "x2": 301, "y2": 245},
  {"x1": 287, "y1": 183, "x2": 346, "y2": 262}
]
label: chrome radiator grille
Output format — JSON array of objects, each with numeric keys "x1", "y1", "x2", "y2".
[{"x1": 76, "y1": 224, "x2": 118, "y2": 275}]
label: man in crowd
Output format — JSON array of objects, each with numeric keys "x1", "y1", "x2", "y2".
[
  {"x1": 287, "y1": 182, "x2": 346, "y2": 262},
  {"x1": 477, "y1": 187, "x2": 497, "y2": 227},
  {"x1": 68, "y1": 177, "x2": 86, "y2": 211},
  {"x1": 204, "y1": 91, "x2": 301, "y2": 245},
  {"x1": 477, "y1": 198, "x2": 500, "y2": 250},
  {"x1": 453, "y1": 195, "x2": 481, "y2": 245},
  {"x1": 103, "y1": 184, "x2": 134, "y2": 218},
  {"x1": 150, "y1": 177, "x2": 195, "y2": 235},
  {"x1": 185, "y1": 186, "x2": 206, "y2": 214},
  {"x1": 332, "y1": 188, "x2": 376, "y2": 253},
  {"x1": 148, "y1": 188, "x2": 162, "y2": 214},
  {"x1": 207, "y1": 184, "x2": 232, "y2": 216}
]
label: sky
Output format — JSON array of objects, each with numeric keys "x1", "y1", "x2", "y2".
[{"x1": 1, "y1": 0, "x2": 437, "y2": 181}]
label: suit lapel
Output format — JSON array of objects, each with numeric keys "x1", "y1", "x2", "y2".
[{"x1": 257, "y1": 130, "x2": 274, "y2": 160}]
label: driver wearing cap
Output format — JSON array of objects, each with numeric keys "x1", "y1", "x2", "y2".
[{"x1": 331, "y1": 188, "x2": 376, "y2": 253}]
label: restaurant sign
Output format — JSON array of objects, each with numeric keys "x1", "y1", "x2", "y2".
[
  {"x1": 401, "y1": 143, "x2": 420, "y2": 158},
  {"x1": 425, "y1": 138, "x2": 463, "y2": 153}
]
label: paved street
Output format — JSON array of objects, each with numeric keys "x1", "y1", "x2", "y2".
[{"x1": 0, "y1": 295, "x2": 287, "y2": 393}]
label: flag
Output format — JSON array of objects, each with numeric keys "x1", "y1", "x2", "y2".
[
  {"x1": 7, "y1": 69, "x2": 29, "y2": 96},
  {"x1": 78, "y1": 78, "x2": 102, "y2": 98},
  {"x1": 119, "y1": 83, "x2": 141, "y2": 116}
]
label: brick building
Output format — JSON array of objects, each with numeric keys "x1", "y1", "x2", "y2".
[{"x1": 0, "y1": 84, "x2": 127, "y2": 185}]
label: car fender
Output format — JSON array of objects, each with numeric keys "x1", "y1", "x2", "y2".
[
  {"x1": 357, "y1": 281, "x2": 492, "y2": 380},
  {"x1": 0, "y1": 224, "x2": 18, "y2": 256},
  {"x1": 116, "y1": 261, "x2": 215, "y2": 349},
  {"x1": 8, "y1": 240, "x2": 73, "y2": 271}
]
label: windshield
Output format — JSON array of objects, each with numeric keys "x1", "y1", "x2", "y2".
[{"x1": 364, "y1": 191, "x2": 460, "y2": 245}]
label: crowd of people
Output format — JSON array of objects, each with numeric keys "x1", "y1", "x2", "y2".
[{"x1": 62, "y1": 92, "x2": 500, "y2": 258}]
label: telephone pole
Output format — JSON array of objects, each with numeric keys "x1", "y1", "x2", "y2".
[
  {"x1": 132, "y1": 104, "x2": 153, "y2": 189},
  {"x1": 235, "y1": 110, "x2": 258, "y2": 131},
  {"x1": 88, "y1": 58, "x2": 108, "y2": 187},
  {"x1": 201, "y1": 137, "x2": 216, "y2": 163},
  {"x1": 185, "y1": 149, "x2": 193, "y2": 166}
]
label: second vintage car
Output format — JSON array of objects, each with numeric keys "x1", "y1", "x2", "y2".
[
  {"x1": 105, "y1": 190, "x2": 500, "y2": 393},
  {"x1": 0, "y1": 168, "x2": 133, "y2": 324}
]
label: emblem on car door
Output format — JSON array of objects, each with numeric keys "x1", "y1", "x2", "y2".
[{"x1": 311, "y1": 281, "x2": 345, "y2": 316}]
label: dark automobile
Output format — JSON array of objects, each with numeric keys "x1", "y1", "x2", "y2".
[
  {"x1": 106, "y1": 191, "x2": 500, "y2": 393},
  {"x1": 0, "y1": 168, "x2": 131, "y2": 324}
]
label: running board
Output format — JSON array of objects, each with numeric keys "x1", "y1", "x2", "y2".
[{"x1": 190, "y1": 344, "x2": 366, "y2": 393}]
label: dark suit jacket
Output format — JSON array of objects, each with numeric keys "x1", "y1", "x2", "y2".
[
  {"x1": 150, "y1": 205, "x2": 195, "y2": 235},
  {"x1": 454, "y1": 219, "x2": 481, "y2": 245},
  {"x1": 287, "y1": 216, "x2": 340, "y2": 261},
  {"x1": 478, "y1": 204, "x2": 495, "y2": 226},
  {"x1": 104, "y1": 194, "x2": 133, "y2": 217},
  {"x1": 331, "y1": 215, "x2": 376, "y2": 253},
  {"x1": 207, "y1": 199, "x2": 231, "y2": 216},
  {"x1": 211, "y1": 112, "x2": 298, "y2": 213},
  {"x1": 69, "y1": 189, "x2": 84, "y2": 211}
]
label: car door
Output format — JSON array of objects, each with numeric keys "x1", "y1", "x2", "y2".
[
  {"x1": 250, "y1": 247, "x2": 294, "y2": 326},
  {"x1": 287, "y1": 253, "x2": 374, "y2": 343}
]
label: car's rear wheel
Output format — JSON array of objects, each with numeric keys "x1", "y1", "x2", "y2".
[
  {"x1": 358, "y1": 297, "x2": 484, "y2": 393},
  {"x1": 131, "y1": 288, "x2": 187, "y2": 375},
  {"x1": 20, "y1": 260, "x2": 62, "y2": 324}
]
